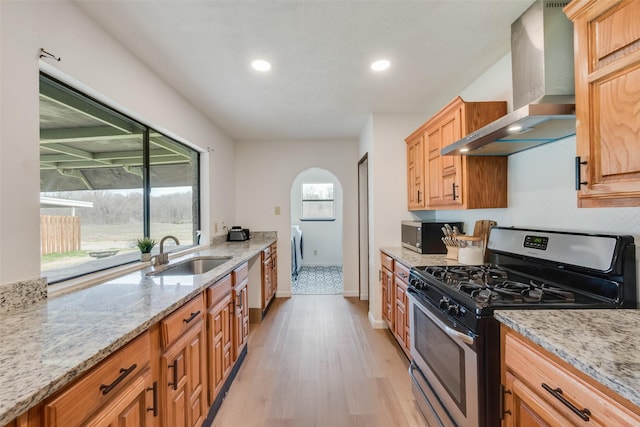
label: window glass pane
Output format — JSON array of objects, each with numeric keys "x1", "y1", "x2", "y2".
[
  {"x1": 149, "y1": 132, "x2": 199, "y2": 248},
  {"x1": 302, "y1": 200, "x2": 334, "y2": 219},
  {"x1": 40, "y1": 76, "x2": 145, "y2": 283},
  {"x1": 302, "y1": 183, "x2": 334, "y2": 200}
]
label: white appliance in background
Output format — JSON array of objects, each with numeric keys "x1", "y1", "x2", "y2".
[{"x1": 291, "y1": 225, "x2": 303, "y2": 277}]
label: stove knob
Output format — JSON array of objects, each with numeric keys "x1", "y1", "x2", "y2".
[
  {"x1": 447, "y1": 303, "x2": 460, "y2": 316},
  {"x1": 439, "y1": 297, "x2": 449, "y2": 309},
  {"x1": 409, "y1": 278, "x2": 419, "y2": 288}
]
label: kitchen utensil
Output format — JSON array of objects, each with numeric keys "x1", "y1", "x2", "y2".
[{"x1": 473, "y1": 220, "x2": 497, "y2": 261}]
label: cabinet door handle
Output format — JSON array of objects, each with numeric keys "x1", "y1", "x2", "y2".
[
  {"x1": 500, "y1": 383, "x2": 512, "y2": 419},
  {"x1": 236, "y1": 294, "x2": 242, "y2": 310},
  {"x1": 452, "y1": 183, "x2": 459, "y2": 200},
  {"x1": 168, "y1": 359, "x2": 179, "y2": 390},
  {"x1": 417, "y1": 190, "x2": 422, "y2": 203},
  {"x1": 99, "y1": 363, "x2": 137, "y2": 395},
  {"x1": 541, "y1": 383, "x2": 591, "y2": 421},
  {"x1": 146, "y1": 381, "x2": 158, "y2": 416},
  {"x1": 575, "y1": 156, "x2": 588, "y2": 190},
  {"x1": 183, "y1": 310, "x2": 201, "y2": 324}
]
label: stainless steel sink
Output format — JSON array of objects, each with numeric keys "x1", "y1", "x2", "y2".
[{"x1": 147, "y1": 256, "x2": 232, "y2": 276}]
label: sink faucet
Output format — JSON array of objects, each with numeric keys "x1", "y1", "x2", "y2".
[{"x1": 154, "y1": 235, "x2": 180, "y2": 266}]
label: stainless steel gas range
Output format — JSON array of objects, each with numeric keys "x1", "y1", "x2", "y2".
[{"x1": 406, "y1": 227, "x2": 637, "y2": 427}]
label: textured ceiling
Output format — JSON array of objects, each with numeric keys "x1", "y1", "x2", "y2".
[{"x1": 75, "y1": 0, "x2": 534, "y2": 141}]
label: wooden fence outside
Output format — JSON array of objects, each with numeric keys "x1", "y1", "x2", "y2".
[{"x1": 41, "y1": 215, "x2": 81, "y2": 256}]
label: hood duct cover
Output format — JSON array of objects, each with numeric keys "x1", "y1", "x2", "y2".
[{"x1": 442, "y1": 0, "x2": 575, "y2": 156}]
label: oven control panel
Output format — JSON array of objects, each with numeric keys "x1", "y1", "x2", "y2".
[{"x1": 523, "y1": 235, "x2": 548, "y2": 250}]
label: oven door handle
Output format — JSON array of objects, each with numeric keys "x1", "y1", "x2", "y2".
[
  {"x1": 408, "y1": 289, "x2": 475, "y2": 346},
  {"x1": 409, "y1": 361, "x2": 448, "y2": 427}
]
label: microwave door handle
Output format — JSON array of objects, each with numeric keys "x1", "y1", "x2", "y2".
[{"x1": 408, "y1": 291, "x2": 475, "y2": 346}]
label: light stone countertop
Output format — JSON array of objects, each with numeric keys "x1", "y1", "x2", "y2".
[
  {"x1": 0, "y1": 234, "x2": 276, "y2": 425},
  {"x1": 380, "y1": 247, "x2": 464, "y2": 268},
  {"x1": 495, "y1": 309, "x2": 640, "y2": 408}
]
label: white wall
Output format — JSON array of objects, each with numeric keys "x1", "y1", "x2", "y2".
[
  {"x1": 0, "y1": 1, "x2": 236, "y2": 285},
  {"x1": 234, "y1": 140, "x2": 358, "y2": 297},
  {"x1": 360, "y1": 114, "x2": 429, "y2": 327},
  {"x1": 290, "y1": 168, "x2": 343, "y2": 266}
]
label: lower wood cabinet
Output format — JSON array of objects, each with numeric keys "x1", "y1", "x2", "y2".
[
  {"x1": 232, "y1": 263, "x2": 249, "y2": 359},
  {"x1": 206, "y1": 275, "x2": 233, "y2": 406},
  {"x1": 43, "y1": 330, "x2": 153, "y2": 427},
  {"x1": 501, "y1": 325, "x2": 640, "y2": 426},
  {"x1": 393, "y1": 261, "x2": 410, "y2": 358},
  {"x1": 380, "y1": 251, "x2": 410, "y2": 357},
  {"x1": 261, "y1": 243, "x2": 278, "y2": 317},
  {"x1": 380, "y1": 252, "x2": 394, "y2": 330},
  {"x1": 83, "y1": 368, "x2": 155, "y2": 426},
  {"x1": 5, "y1": 249, "x2": 273, "y2": 426},
  {"x1": 160, "y1": 295, "x2": 207, "y2": 427}
]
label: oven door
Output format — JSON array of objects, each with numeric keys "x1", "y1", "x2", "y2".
[{"x1": 408, "y1": 289, "x2": 479, "y2": 427}]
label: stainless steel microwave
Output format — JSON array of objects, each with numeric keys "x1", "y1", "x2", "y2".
[{"x1": 401, "y1": 221, "x2": 464, "y2": 254}]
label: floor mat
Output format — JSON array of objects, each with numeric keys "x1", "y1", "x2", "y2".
[{"x1": 291, "y1": 265, "x2": 343, "y2": 295}]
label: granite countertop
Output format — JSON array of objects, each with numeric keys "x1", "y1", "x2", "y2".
[
  {"x1": 380, "y1": 247, "x2": 463, "y2": 267},
  {"x1": 495, "y1": 309, "x2": 640, "y2": 408},
  {"x1": 0, "y1": 234, "x2": 276, "y2": 425}
]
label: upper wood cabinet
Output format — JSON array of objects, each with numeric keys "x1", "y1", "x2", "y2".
[
  {"x1": 406, "y1": 96, "x2": 508, "y2": 210},
  {"x1": 406, "y1": 133, "x2": 426, "y2": 210},
  {"x1": 565, "y1": 0, "x2": 640, "y2": 207}
]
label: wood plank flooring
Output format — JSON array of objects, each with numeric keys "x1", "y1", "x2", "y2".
[{"x1": 211, "y1": 295, "x2": 427, "y2": 427}]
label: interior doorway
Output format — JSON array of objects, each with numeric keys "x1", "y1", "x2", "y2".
[
  {"x1": 358, "y1": 154, "x2": 369, "y2": 303},
  {"x1": 290, "y1": 167, "x2": 344, "y2": 295}
]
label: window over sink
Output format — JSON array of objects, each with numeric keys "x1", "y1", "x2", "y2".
[{"x1": 39, "y1": 74, "x2": 200, "y2": 283}]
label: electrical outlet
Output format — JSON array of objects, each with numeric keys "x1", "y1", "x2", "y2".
[
  {"x1": 214, "y1": 222, "x2": 218, "y2": 233},
  {"x1": 275, "y1": 206, "x2": 281, "y2": 215},
  {"x1": 314, "y1": 250, "x2": 318, "y2": 255}
]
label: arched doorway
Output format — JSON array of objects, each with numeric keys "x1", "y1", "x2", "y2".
[{"x1": 290, "y1": 167, "x2": 343, "y2": 295}]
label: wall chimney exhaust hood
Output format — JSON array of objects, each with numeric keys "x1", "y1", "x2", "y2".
[{"x1": 442, "y1": 0, "x2": 575, "y2": 156}]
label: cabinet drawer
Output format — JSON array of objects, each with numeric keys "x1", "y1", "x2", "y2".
[
  {"x1": 504, "y1": 331, "x2": 640, "y2": 426},
  {"x1": 44, "y1": 331, "x2": 150, "y2": 427},
  {"x1": 161, "y1": 294, "x2": 205, "y2": 348},
  {"x1": 394, "y1": 261, "x2": 410, "y2": 283},
  {"x1": 232, "y1": 262, "x2": 248, "y2": 285},
  {"x1": 381, "y1": 253, "x2": 394, "y2": 271},
  {"x1": 207, "y1": 274, "x2": 232, "y2": 308}
]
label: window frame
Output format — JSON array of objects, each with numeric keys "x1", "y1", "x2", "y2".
[
  {"x1": 39, "y1": 73, "x2": 201, "y2": 284},
  {"x1": 300, "y1": 182, "x2": 336, "y2": 221}
]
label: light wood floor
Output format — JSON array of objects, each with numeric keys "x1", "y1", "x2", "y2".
[{"x1": 211, "y1": 295, "x2": 427, "y2": 427}]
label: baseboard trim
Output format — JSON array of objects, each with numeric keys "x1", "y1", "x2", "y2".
[
  {"x1": 368, "y1": 311, "x2": 387, "y2": 329},
  {"x1": 276, "y1": 290, "x2": 291, "y2": 298},
  {"x1": 342, "y1": 290, "x2": 359, "y2": 297}
]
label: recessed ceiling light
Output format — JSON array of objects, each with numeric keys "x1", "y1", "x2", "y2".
[
  {"x1": 371, "y1": 59, "x2": 391, "y2": 72},
  {"x1": 251, "y1": 59, "x2": 271, "y2": 72}
]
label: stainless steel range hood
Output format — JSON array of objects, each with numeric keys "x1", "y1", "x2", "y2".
[{"x1": 442, "y1": 0, "x2": 575, "y2": 156}]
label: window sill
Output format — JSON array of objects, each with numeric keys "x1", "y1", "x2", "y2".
[
  {"x1": 300, "y1": 218, "x2": 336, "y2": 222},
  {"x1": 47, "y1": 244, "x2": 208, "y2": 297}
]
